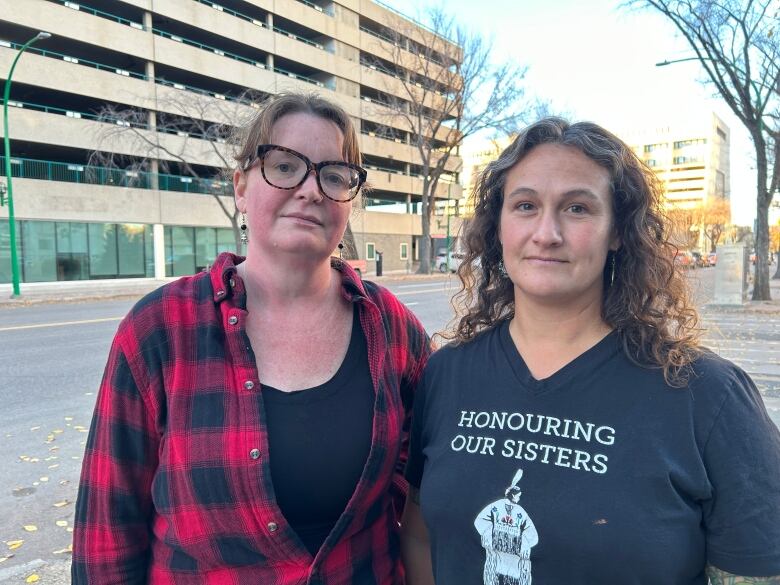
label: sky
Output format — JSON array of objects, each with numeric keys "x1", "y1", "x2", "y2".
[{"x1": 381, "y1": 0, "x2": 760, "y2": 225}]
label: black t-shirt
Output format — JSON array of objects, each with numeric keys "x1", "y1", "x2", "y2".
[
  {"x1": 264, "y1": 307, "x2": 373, "y2": 556},
  {"x1": 406, "y1": 320, "x2": 780, "y2": 584}
]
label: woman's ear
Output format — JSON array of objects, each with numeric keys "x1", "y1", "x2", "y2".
[{"x1": 234, "y1": 168, "x2": 247, "y2": 213}]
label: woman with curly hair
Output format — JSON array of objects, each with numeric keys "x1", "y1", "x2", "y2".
[{"x1": 400, "y1": 118, "x2": 780, "y2": 584}]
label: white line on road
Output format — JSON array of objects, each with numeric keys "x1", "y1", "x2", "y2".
[
  {"x1": 394, "y1": 282, "x2": 451, "y2": 289},
  {"x1": 404, "y1": 302, "x2": 420, "y2": 306},
  {"x1": 0, "y1": 316, "x2": 122, "y2": 332},
  {"x1": 395, "y1": 287, "x2": 454, "y2": 296}
]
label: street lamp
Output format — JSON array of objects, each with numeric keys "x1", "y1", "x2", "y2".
[{"x1": 2, "y1": 31, "x2": 51, "y2": 297}]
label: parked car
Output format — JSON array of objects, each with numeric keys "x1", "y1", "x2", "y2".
[
  {"x1": 435, "y1": 251, "x2": 464, "y2": 273},
  {"x1": 673, "y1": 250, "x2": 696, "y2": 268},
  {"x1": 691, "y1": 251, "x2": 707, "y2": 268}
]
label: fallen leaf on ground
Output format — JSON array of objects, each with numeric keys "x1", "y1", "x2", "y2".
[
  {"x1": 23, "y1": 525, "x2": 38, "y2": 532},
  {"x1": 6, "y1": 540, "x2": 23, "y2": 550},
  {"x1": 64, "y1": 417, "x2": 73, "y2": 421},
  {"x1": 55, "y1": 520, "x2": 68, "y2": 527},
  {"x1": 39, "y1": 477, "x2": 49, "y2": 482},
  {"x1": 53, "y1": 500, "x2": 70, "y2": 508},
  {"x1": 26, "y1": 574, "x2": 40, "y2": 583},
  {"x1": 53, "y1": 544, "x2": 72, "y2": 554},
  {"x1": 30, "y1": 426, "x2": 40, "y2": 431},
  {"x1": 0, "y1": 554, "x2": 13, "y2": 563}
]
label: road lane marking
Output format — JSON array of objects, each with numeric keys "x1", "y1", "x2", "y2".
[
  {"x1": 0, "y1": 316, "x2": 122, "y2": 332},
  {"x1": 395, "y1": 287, "x2": 455, "y2": 296}
]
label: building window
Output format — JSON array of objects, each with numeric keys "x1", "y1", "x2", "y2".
[
  {"x1": 673, "y1": 156, "x2": 702, "y2": 164},
  {"x1": 366, "y1": 242, "x2": 376, "y2": 261},
  {"x1": 674, "y1": 139, "x2": 706, "y2": 148},
  {"x1": 0, "y1": 220, "x2": 153, "y2": 284},
  {"x1": 165, "y1": 226, "x2": 237, "y2": 277},
  {"x1": 715, "y1": 170, "x2": 726, "y2": 197},
  {"x1": 400, "y1": 242, "x2": 408, "y2": 260},
  {"x1": 645, "y1": 159, "x2": 657, "y2": 168}
]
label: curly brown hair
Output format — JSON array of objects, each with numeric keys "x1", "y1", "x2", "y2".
[{"x1": 448, "y1": 117, "x2": 702, "y2": 386}]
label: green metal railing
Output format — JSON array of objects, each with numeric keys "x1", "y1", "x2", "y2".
[
  {"x1": 0, "y1": 156, "x2": 233, "y2": 196},
  {"x1": 56, "y1": 0, "x2": 146, "y2": 30},
  {"x1": 0, "y1": 40, "x2": 148, "y2": 80},
  {"x1": 294, "y1": 0, "x2": 333, "y2": 16}
]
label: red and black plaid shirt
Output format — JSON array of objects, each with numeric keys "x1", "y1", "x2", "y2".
[{"x1": 72, "y1": 253, "x2": 430, "y2": 584}]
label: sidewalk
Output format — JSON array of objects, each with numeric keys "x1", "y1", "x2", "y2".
[
  {"x1": 0, "y1": 270, "x2": 446, "y2": 307},
  {"x1": 1, "y1": 271, "x2": 779, "y2": 311}
]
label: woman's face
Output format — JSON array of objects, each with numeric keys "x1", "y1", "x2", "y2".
[
  {"x1": 234, "y1": 112, "x2": 353, "y2": 262},
  {"x1": 499, "y1": 143, "x2": 620, "y2": 307}
]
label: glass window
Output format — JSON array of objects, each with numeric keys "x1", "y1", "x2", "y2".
[
  {"x1": 216, "y1": 228, "x2": 235, "y2": 255},
  {"x1": 56, "y1": 222, "x2": 88, "y2": 280},
  {"x1": 400, "y1": 242, "x2": 408, "y2": 260},
  {"x1": 118, "y1": 224, "x2": 146, "y2": 277},
  {"x1": 88, "y1": 223, "x2": 118, "y2": 278},
  {"x1": 366, "y1": 242, "x2": 376, "y2": 260},
  {"x1": 195, "y1": 227, "x2": 217, "y2": 272},
  {"x1": 22, "y1": 221, "x2": 57, "y2": 282},
  {"x1": 145, "y1": 225, "x2": 155, "y2": 277},
  {"x1": 170, "y1": 226, "x2": 196, "y2": 276},
  {"x1": 0, "y1": 220, "x2": 17, "y2": 284}
]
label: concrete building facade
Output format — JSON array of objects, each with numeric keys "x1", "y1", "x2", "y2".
[{"x1": 0, "y1": 0, "x2": 463, "y2": 284}]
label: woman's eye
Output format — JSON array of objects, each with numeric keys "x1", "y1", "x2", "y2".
[
  {"x1": 568, "y1": 204, "x2": 587, "y2": 214},
  {"x1": 516, "y1": 202, "x2": 535, "y2": 211}
]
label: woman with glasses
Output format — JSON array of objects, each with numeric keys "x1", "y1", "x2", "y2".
[
  {"x1": 73, "y1": 93, "x2": 430, "y2": 584},
  {"x1": 400, "y1": 118, "x2": 780, "y2": 584}
]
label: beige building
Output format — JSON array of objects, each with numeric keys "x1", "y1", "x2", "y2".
[
  {"x1": 0, "y1": 0, "x2": 462, "y2": 283},
  {"x1": 625, "y1": 112, "x2": 730, "y2": 210}
]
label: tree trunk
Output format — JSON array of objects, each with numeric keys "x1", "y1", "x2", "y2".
[
  {"x1": 773, "y1": 245, "x2": 780, "y2": 280},
  {"x1": 417, "y1": 176, "x2": 433, "y2": 274},
  {"x1": 752, "y1": 148, "x2": 771, "y2": 300}
]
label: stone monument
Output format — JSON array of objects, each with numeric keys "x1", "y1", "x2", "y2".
[{"x1": 712, "y1": 244, "x2": 748, "y2": 305}]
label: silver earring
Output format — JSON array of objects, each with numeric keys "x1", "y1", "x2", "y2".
[
  {"x1": 498, "y1": 259, "x2": 508, "y2": 278},
  {"x1": 338, "y1": 241, "x2": 344, "y2": 259},
  {"x1": 610, "y1": 253, "x2": 616, "y2": 286},
  {"x1": 240, "y1": 213, "x2": 248, "y2": 245}
]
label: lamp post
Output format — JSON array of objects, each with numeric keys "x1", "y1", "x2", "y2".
[{"x1": 3, "y1": 31, "x2": 51, "y2": 297}]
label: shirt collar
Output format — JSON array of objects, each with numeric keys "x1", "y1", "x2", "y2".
[{"x1": 208, "y1": 252, "x2": 369, "y2": 304}]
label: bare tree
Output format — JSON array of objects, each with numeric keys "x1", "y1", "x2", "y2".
[
  {"x1": 630, "y1": 0, "x2": 779, "y2": 299},
  {"x1": 667, "y1": 206, "x2": 701, "y2": 249},
  {"x1": 89, "y1": 87, "x2": 262, "y2": 251},
  {"x1": 695, "y1": 197, "x2": 732, "y2": 252},
  {"x1": 363, "y1": 7, "x2": 529, "y2": 273}
]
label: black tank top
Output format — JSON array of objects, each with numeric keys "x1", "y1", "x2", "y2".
[{"x1": 262, "y1": 307, "x2": 374, "y2": 556}]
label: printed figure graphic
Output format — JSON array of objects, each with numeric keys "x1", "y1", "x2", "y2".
[{"x1": 474, "y1": 469, "x2": 538, "y2": 585}]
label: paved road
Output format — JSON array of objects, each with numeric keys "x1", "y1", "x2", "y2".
[{"x1": 0, "y1": 270, "x2": 777, "y2": 583}]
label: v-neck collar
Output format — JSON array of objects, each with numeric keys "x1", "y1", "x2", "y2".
[{"x1": 498, "y1": 320, "x2": 622, "y2": 395}]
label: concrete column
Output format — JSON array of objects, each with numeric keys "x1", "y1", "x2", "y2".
[
  {"x1": 153, "y1": 223, "x2": 166, "y2": 279},
  {"x1": 406, "y1": 194, "x2": 411, "y2": 214}
]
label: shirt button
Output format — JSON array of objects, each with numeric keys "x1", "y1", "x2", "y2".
[
  {"x1": 249, "y1": 448, "x2": 260, "y2": 459},
  {"x1": 244, "y1": 380, "x2": 255, "y2": 390},
  {"x1": 216, "y1": 290, "x2": 225, "y2": 297},
  {"x1": 267, "y1": 522, "x2": 278, "y2": 532},
  {"x1": 229, "y1": 278, "x2": 235, "y2": 287},
  {"x1": 228, "y1": 315, "x2": 238, "y2": 325}
]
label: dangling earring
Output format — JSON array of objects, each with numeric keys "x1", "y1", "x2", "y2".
[
  {"x1": 338, "y1": 241, "x2": 344, "y2": 259},
  {"x1": 609, "y1": 253, "x2": 616, "y2": 287},
  {"x1": 240, "y1": 213, "x2": 248, "y2": 245},
  {"x1": 498, "y1": 259, "x2": 508, "y2": 278}
]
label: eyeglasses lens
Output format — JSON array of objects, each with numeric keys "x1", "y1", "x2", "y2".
[{"x1": 263, "y1": 148, "x2": 360, "y2": 201}]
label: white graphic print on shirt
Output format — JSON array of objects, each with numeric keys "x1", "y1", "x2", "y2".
[{"x1": 474, "y1": 469, "x2": 538, "y2": 585}]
